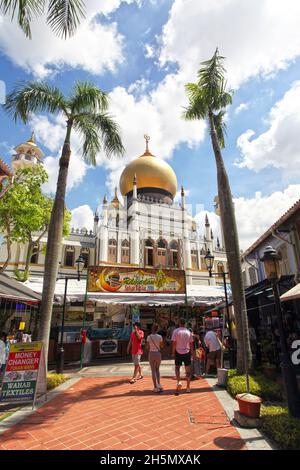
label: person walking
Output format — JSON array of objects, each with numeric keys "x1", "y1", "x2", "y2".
[
  {"x1": 0, "y1": 332, "x2": 8, "y2": 383},
  {"x1": 191, "y1": 327, "x2": 203, "y2": 379},
  {"x1": 147, "y1": 323, "x2": 164, "y2": 393},
  {"x1": 203, "y1": 329, "x2": 222, "y2": 376},
  {"x1": 127, "y1": 322, "x2": 144, "y2": 384},
  {"x1": 171, "y1": 318, "x2": 194, "y2": 395}
]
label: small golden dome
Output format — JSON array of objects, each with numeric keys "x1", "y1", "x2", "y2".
[
  {"x1": 119, "y1": 136, "x2": 177, "y2": 197},
  {"x1": 110, "y1": 188, "x2": 120, "y2": 209}
]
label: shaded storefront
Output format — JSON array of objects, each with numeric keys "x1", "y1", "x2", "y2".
[
  {"x1": 0, "y1": 273, "x2": 41, "y2": 335},
  {"x1": 244, "y1": 275, "x2": 300, "y2": 370},
  {"x1": 25, "y1": 273, "x2": 230, "y2": 364}
]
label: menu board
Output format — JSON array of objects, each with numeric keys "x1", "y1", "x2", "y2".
[{"x1": 0, "y1": 341, "x2": 46, "y2": 407}]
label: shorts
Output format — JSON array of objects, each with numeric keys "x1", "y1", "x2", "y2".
[
  {"x1": 175, "y1": 351, "x2": 191, "y2": 367},
  {"x1": 132, "y1": 354, "x2": 142, "y2": 365},
  {"x1": 207, "y1": 349, "x2": 221, "y2": 361}
]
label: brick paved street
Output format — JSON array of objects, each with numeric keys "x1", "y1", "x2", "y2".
[{"x1": 0, "y1": 376, "x2": 247, "y2": 450}]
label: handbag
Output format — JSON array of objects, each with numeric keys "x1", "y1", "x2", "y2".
[{"x1": 195, "y1": 347, "x2": 204, "y2": 360}]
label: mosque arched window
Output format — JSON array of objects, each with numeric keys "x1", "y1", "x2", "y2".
[
  {"x1": 157, "y1": 239, "x2": 167, "y2": 267},
  {"x1": 30, "y1": 243, "x2": 39, "y2": 264},
  {"x1": 145, "y1": 239, "x2": 154, "y2": 266},
  {"x1": 108, "y1": 239, "x2": 117, "y2": 264},
  {"x1": 64, "y1": 245, "x2": 75, "y2": 267},
  {"x1": 80, "y1": 247, "x2": 90, "y2": 268},
  {"x1": 191, "y1": 248, "x2": 199, "y2": 270},
  {"x1": 169, "y1": 240, "x2": 179, "y2": 268},
  {"x1": 121, "y1": 239, "x2": 130, "y2": 264},
  {"x1": 217, "y1": 262, "x2": 224, "y2": 276}
]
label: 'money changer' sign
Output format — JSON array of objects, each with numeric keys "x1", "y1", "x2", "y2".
[{"x1": 0, "y1": 341, "x2": 46, "y2": 406}]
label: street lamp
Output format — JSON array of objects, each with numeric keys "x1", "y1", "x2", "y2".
[
  {"x1": 204, "y1": 249, "x2": 234, "y2": 368},
  {"x1": 56, "y1": 255, "x2": 86, "y2": 374},
  {"x1": 260, "y1": 245, "x2": 300, "y2": 417}
]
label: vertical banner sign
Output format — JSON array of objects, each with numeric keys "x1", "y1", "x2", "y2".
[{"x1": 0, "y1": 341, "x2": 47, "y2": 407}]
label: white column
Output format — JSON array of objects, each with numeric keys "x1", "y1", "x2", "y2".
[
  {"x1": 99, "y1": 196, "x2": 108, "y2": 262},
  {"x1": 130, "y1": 175, "x2": 139, "y2": 265}
]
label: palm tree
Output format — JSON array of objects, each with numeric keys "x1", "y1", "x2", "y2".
[
  {"x1": 0, "y1": 0, "x2": 85, "y2": 39},
  {"x1": 4, "y1": 81, "x2": 124, "y2": 363},
  {"x1": 183, "y1": 49, "x2": 251, "y2": 374}
]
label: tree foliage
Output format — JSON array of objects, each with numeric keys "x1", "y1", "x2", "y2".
[
  {"x1": 0, "y1": 0, "x2": 85, "y2": 39},
  {"x1": 0, "y1": 165, "x2": 70, "y2": 279}
]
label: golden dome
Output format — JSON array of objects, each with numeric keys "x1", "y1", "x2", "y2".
[{"x1": 119, "y1": 137, "x2": 177, "y2": 197}]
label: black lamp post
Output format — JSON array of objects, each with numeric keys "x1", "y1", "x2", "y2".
[
  {"x1": 204, "y1": 249, "x2": 234, "y2": 368},
  {"x1": 56, "y1": 255, "x2": 85, "y2": 374},
  {"x1": 260, "y1": 245, "x2": 300, "y2": 417}
]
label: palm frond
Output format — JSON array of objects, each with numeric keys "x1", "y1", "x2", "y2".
[
  {"x1": 183, "y1": 83, "x2": 209, "y2": 120},
  {"x1": 73, "y1": 112, "x2": 124, "y2": 165},
  {"x1": 91, "y1": 113, "x2": 124, "y2": 158},
  {"x1": 73, "y1": 114, "x2": 101, "y2": 166},
  {"x1": 47, "y1": 0, "x2": 85, "y2": 39},
  {"x1": 70, "y1": 82, "x2": 109, "y2": 115},
  {"x1": 0, "y1": 0, "x2": 45, "y2": 38},
  {"x1": 212, "y1": 110, "x2": 227, "y2": 148},
  {"x1": 4, "y1": 81, "x2": 67, "y2": 122}
]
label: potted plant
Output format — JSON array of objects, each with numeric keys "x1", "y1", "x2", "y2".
[{"x1": 236, "y1": 393, "x2": 263, "y2": 419}]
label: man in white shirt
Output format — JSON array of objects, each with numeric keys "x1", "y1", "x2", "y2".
[
  {"x1": 171, "y1": 318, "x2": 194, "y2": 394},
  {"x1": 204, "y1": 329, "x2": 221, "y2": 375}
]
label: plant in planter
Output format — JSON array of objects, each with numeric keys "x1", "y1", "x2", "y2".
[{"x1": 236, "y1": 393, "x2": 263, "y2": 419}]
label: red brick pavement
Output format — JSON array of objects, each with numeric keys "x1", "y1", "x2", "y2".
[{"x1": 0, "y1": 377, "x2": 246, "y2": 450}]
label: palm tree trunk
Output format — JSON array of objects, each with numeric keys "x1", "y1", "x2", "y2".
[
  {"x1": 38, "y1": 120, "x2": 73, "y2": 369},
  {"x1": 209, "y1": 113, "x2": 252, "y2": 373}
]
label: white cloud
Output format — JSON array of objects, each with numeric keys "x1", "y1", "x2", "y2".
[
  {"x1": 234, "y1": 102, "x2": 250, "y2": 115},
  {"x1": 0, "y1": 0, "x2": 141, "y2": 78},
  {"x1": 194, "y1": 185, "x2": 300, "y2": 251},
  {"x1": 71, "y1": 205, "x2": 94, "y2": 231},
  {"x1": 159, "y1": 0, "x2": 300, "y2": 88},
  {"x1": 144, "y1": 43, "x2": 155, "y2": 59},
  {"x1": 128, "y1": 78, "x2": 151, "y2": 96},
  {"x1": 236, "y1": 81, "x2": 300, "y2": 177},
  {"x1": 30, "y1": 113, "x2": 89, "y2": 194},
  {"x1": 234, "y1": 185, "x2": 300, "y2": 250},
  {"x1": 99, "y1": 74, "x2": 205, "y2": 193}
]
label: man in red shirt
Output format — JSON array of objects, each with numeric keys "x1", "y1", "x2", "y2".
[{"x1": 127, "y1": 322, "x2": 144, "y2": 383}]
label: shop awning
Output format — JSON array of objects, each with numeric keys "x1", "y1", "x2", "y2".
[
  {"x1": 280, "y1": 283, "x2": 300, "y2": 302},
  {"x1": 24, "y1": 277, "x2": 230, "y2": 307},
  {"x1": 0, "y1": 273, "x2": 41, "y2": 303}
]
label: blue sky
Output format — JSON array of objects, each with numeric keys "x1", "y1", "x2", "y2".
[{"x1": 1, "y1": 0, "x2": 300, "y2": 249}]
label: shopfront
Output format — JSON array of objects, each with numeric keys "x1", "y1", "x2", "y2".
[{"x1": 25, "y1": 268, "x2": 230, "y2": 364}]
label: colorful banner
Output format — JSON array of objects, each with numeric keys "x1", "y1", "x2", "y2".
[
  {"x1": 0, "y1": 342, "x2": 46, "y2": 405},
  {"x1": 88, "y1": 266, "x2": 185, "y2": 294}
]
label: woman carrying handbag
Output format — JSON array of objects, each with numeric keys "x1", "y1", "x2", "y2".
[{"x1": 147, "y1": 323, "x2": 164, "y2": 392}]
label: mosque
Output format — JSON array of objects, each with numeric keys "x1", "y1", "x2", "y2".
[
  {"x1": 0, "y1": 133, "x2": 229, "y2": 336},
  {"x1": 1, "y1": 133, "x2": 227, "y2": 282}
]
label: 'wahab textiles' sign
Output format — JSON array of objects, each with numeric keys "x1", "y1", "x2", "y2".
[
  {"x1": 0, "y1": 341, "x2": 47, "y2": 409},
  {"x1": 88, "y1": 266, "x2": 185, "y2": 294}
]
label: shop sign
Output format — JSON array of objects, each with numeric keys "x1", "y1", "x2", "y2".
[
  {"x1": 88, "y1": 266, "x2": 185, "y2": 294},
  {"x1": 0, "y1": 342, "x2": 47, "y2": 408},
  {"x1": 99, "y1": 339, "x2": 118, "y2": 355}
]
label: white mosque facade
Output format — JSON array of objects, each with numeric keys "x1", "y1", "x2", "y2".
[{"x1": 0, "y1": 135, "x2": 228, "y2": 288}]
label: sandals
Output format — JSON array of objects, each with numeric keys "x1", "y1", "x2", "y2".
[
  {"x1": 129, "y1": 378, "x2": 136, "y2": 384},
  {"x1": 137, "y1": 375, "x2": 143, "y2": 380}
]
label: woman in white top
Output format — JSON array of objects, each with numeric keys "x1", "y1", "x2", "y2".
[
  {"x1": 0, "y1": 332, "x2": 7, "y2": 382},
  {"x1": 147, "y1": 323, "x2": 164, "y2": 393}
]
